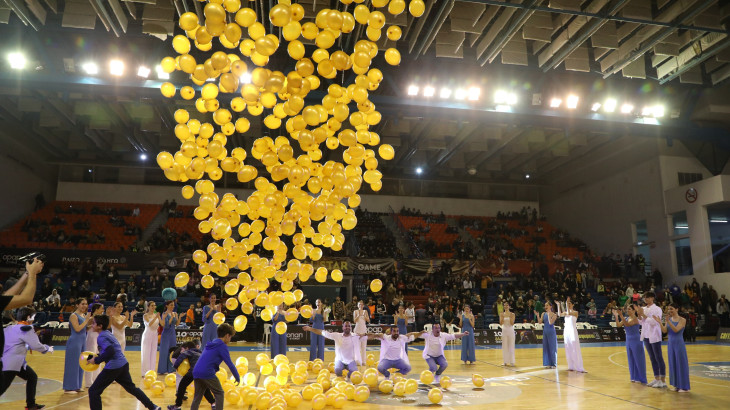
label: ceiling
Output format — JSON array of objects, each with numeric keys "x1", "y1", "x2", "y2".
[{"x1": 1, "y1": 0, "x2": 730, "y2": 201}]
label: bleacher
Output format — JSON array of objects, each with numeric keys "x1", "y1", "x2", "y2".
[
  {"x1": 397, "y1": 215, "x2": 459, "y2": 258},
  {"x1": 163, "y1": 205, "x2": 203, "y2": 240}
]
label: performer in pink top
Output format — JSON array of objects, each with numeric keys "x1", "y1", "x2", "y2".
[{"x1": 637, "y1": 292, "x2": 666, "y2": 388}]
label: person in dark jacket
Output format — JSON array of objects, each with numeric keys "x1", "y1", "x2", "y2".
[
  {"x1": 190, "y1": 323, "x2": 240, "y2": 410},
  {"x1": 86, "y1": 315, "x2": 160, "y2": 410},
  {"x1": 167, "y1": 340, "x2": 215, "y2": 410}
]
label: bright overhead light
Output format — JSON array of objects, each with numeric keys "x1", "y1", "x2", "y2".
[
  {"x1": 82, "y1": 62, "x2": 99, "y2": 75},
  {"x1": 240, "y1": 72, "x2": 252, "y2": 83},
  {"x1": 620, "y1": 103, "x2": 634, "y2": 114},
  {"x1": 416, "y1": 167, "x2": 423, "y2": 175},
  {"x1": 549, "y1": 98, "x2": 562, "y2": 108},
  {"x1": 591, "y1": 102, "x2": 601, "y2": 112},
  {"x1": 604, "y1": 98, "x2": 617, "y2": 113},
  {"x1": 140, "y1": 153, "x2": 147, "y2": 161},
  {"x1": 407, "y1": 85, "x2": 419, "y2": 96},
  {"x1": 455, "y1": 89, "x2": 467, "y2": 100},
  {"x1": 566, "y1": 95, "x2": 579, "y2": 109},
  {"x1": 155, "y1": 65, "x2": 169, "y2": 80},
  {"x1": 468, "y1": 87, "x2": 480, "y2": 101},
  {"x1": 440, "y1": 88, "x2": 452, "y2": 98},
  {"x1": 641, "y1": 106, "x2": 653, "y2": 116},
  {"x1": 137, "y1": 66, "x2": 150, "y2": 78},
  {"x1": 109, "y1": 59, "x2": 124, "y2": 76},
  {"x1": 495, "y1": 90, "x2": 517, "y2": 105},
  {"x1": 423, "y1": 86, "x2": 435, "y2": 97},
  {"x1": 8, "y1": 52, "x2": 26, "y2": 70},
  {"x1": 652, "y1": 105, "x2": 665, "y2": 118},
  {"x1": 525, "y1": 174, "x2": 531, "y2": 179}
]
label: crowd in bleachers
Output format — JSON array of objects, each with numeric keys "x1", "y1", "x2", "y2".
[{"x1": 353, "y1": 209, "x2": 399, "y2": 258}]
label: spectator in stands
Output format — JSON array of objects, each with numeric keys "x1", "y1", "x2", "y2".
[
  {"x1": 332, "y1": 297, "x2": 346, "y2": 321},
  {"x1": 376, "y1": 299, "x2": 387, "y2": 324},
  {"x1": 186, "y1": 305, "x2": 195, "y2": 327},
  {"x1": 61, "y1": 297, "x2": 77, "y2": 314},
  {"x1": 40, "y1": 278, "x2": 53, "y2": 299},
  {"x1": 718, "y1": 295, "x2": 729, "y2": 327},
  {"x1": 45, "y1": 289, "x2": 61, "y2": 311}
]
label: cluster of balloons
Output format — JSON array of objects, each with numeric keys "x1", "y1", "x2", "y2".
[{"x1": 156, "y1": 0, "x2": 427, "y2": 340}]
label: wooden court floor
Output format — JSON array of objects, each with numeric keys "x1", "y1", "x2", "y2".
[{"x1": 3, "y1": 340, "x2": 729, "y2": 409}]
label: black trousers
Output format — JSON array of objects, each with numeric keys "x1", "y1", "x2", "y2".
[
  {"x1": 0, "y1": 366, "x2": 38, "y2": 407},
  {"x1": 88, "y1": 363, "x2": 156, "y2": 410},
  {"x1": 175, "y1": 372, "x2": 215, "y2": 407}
]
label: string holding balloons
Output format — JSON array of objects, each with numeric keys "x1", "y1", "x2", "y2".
[{"x1": 157, "y1": 0, "x2": 424, "y2": 334}]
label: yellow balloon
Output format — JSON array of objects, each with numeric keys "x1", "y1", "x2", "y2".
[
  {"x1": 379, "y1": 379, "x2": 393, "y2": 393},
  {"x1": 410, "y1": 0, "x2": 426, "y2": 17},
  {"x1": 472, "y1": 373, "x2": 485, "y2": 387},
  {"x1": 428, "y1": 387, "x2": 443, "y2": 404},
  {"x1": 275, "y1": 321, "x2": 287, "y2": 335},
  {"x1": 234, "y1": 315, "x2": 248, "y2": 332},
  {"x1": 79, "y1": 351, "x2": 99, "y2": 371},
  {"x1": 440, "y1": 375, "x2": 452, "y2": 389},
  {"x1": 151, "y1": 381, "x2": 165, "y2": 395},
  {"x1": 160, "y1": 82, "x2": 176, "y2": 98},
  {"x1": 165, "y1": 373, "x2": 177, "y2": 387},
  {"x1": 420, "y1": 370, "x2": 434, "y2": 385},
  {"x1": 405, "y1": 378, "x2": 418, "y2": 394},
  {"x1": 178, "y1": 358, "x2": 190, "y2": 376},
  {"x1": 370, "y1": 279, "x2": 383, "y2": 292},
  {"x1": 353, "y1": 385, "x2": 370, "y2": 402},
  {"x1": 384, "y1": 48, "x2": 401, "y2": 65},
  {"x1": 387, "y1": 25, "x2": 402, "y2": 41},
  {"x1": 213, "y1": 312, "x2": 226, "y2": 325},
  {"x1": 174, "y1": 272, "x2": 190, "y2": 288}
]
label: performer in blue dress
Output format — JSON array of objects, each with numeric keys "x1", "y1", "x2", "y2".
[
  {"x1": 64, "y1": 298, "x2": 91, "y2": 393},
  {"x1": 158, "y1": 300, "x2": 179, "y2": 374},
  {"x1": 655, "y1": 303, "x2": 690, "y2": 392},
  {"x1": 201, "y1": 294, "x2": 219, "y2": 348},
  {"x1": 309, "y1": 299, "x2": 325, "y2": 361},
  {"x1": 537, "y1": 302, "x2": 558, "y2": 368},
  {"x1": 614, "y1": 304, "x2": 647, "y2": 383},
  {"x1": 459, "y1": 305, "x2": 476, "y2": 364},
  {"x1": 271, "y1": 304, "x2": 288, "y2": 357},
  {"x1": 394, "y1": 305, "x2": 409, "y2": 348}
]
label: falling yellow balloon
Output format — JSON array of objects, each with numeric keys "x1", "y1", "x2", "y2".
[
  {"x1": 213, "y1": 312, "x2": 226, "y2": 325},
  {"x1": 370, "y1": 279, "x2": 383, "y2": 292},
  {"x1": 275, "y1": 321, "x2": 287, "y2": 335},
  {"x1": 174, "y1": 272, "x2": 190, "y2": 288}
]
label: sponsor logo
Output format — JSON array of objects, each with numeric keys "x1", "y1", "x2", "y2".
[{"x1": 357, "y1": 263, "x2": 382, "y2": 271}]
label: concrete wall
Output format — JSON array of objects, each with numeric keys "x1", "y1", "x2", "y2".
[{"x1": 0, "y1": 153, "x2": 57, "y2": 229}]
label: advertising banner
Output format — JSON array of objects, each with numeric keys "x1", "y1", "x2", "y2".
[{"x1": 716, "y1": 327, "x2": 730, "y2": 343}]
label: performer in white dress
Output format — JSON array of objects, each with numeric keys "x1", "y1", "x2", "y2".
[
  {"x1": 83, "y1": 303, "x2": 105, "y2": 388},
  {"x1": 501, "y1": 302, "x2": 516, "y2": 366},
  {"x1": 353, "y1": 301, "x2": 370, "y2": 365},
  {"x1": 559, "y1": 298, "x2": 586, "y2": 372},
  {"x1": 140, "y1": 301, "x2": 160, "y2": 377},
  {"x1": 109, "y1": 301, "x2": 136, "y2": 351}
]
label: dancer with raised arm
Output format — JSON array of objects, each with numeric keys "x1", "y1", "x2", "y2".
[
  {"x1": 110, "y1": 302, "x2": 136, "y2": 352},
  {"x1": 460, "y1": 305, "x2": 476, "y2": 365},
  {"x1": 353, "y1": 301, "x2": 370, "y2": 365},
  {"x1": 363, "y1": 326, "x2": 420, "y2": 379},
  {"x1": 309, "y1": 299, "x2": 326, "y2": 361},
  {"x1": 303, "y1": 321, "x2": 363, "y2": 377},
  {"x1": 271, "y1": 304, "x2": 288, "y2": 357},
  {"x1": 158, "y1": 300, "x2": 179, "y2": 374},
  {"x1": 84, "y1": 303, "x2": 105, "y2": 388},
  {"x1": 613, "y1": 304, "x2": 647, "y2": 384},
  {"x1": 654, "y1": 303, "x2": 690, "y2": 392},
  {"x1": 64, "y1": 298, "x2": 91, "y2": 393},
  {"x1": 140, "y1": 301, "x2": 160, "y2": 377},
  {"x1": 501, "y1": 302, "x2": 516, "y2": 366},
  {"x1": 537, "y1": 301, "x2": 557, "y2": 368},
  {"x1": 412, "y1": 323, "x2": 469, "y2": 383},
  {"x1": 559, "y1": 298, "x2": 586, "y2": 372},
  {"x1": 201, "y1": 295, "x2": 219, "y2": 347}
]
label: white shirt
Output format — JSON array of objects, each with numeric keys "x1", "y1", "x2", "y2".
[
  {"x1": 379, "y1": 334, "x2": 414, "y2": 363},
  {"x1": 640, "y1": 304, "x2": 663, "y2": 343},
  {"x1": 322, "y1": 331, "x2": 362, "y2": 365},
  {"x1": 421, "y1": 332, "x2": 455, "y2": 359},
  {"x1": 405, "y1": 308, "x2": 415, "y2": 324}
]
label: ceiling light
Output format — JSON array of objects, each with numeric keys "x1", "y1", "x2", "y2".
[
  {"x1": 653, "y1": 105, "x2": 665, "y2": 118},
  {"x1": 642, "y1": 106, "x2": 653, "y2": 116},
  {"x1": 8, "y1": 52, "x2": 26, "y2": 70},
  {"x1": 549, "y1": 98, "x2": 562, "y2": 108},
  {"x1": 440, "y1": 88, "x2": 452, "y2": 98},
  {"x1": 566, "y1": 95, "x2": 579, "y2": 109},
  {"x1": 468, "y1": 87, "x2": 480, "y2": 101},
  {"x1": 240, "y1": 72, "x2": 252, "y2": 83},
  {"x1": 604, "y1": 98, "x2": 617, "y2": 113},
  {"x1": 109, "y1": 59, "x2": 124, "y2": 76},
  {"x1": 82, "y1": 62, "x2": 99, "y2": 75},
  {"x1": 620, "y1": 103, "x2": 634, "y2": 114},
  {"x1": 455, "y1": 89, "x2": 467, "y2": 100},
  {"x1": 591, "y1": 102, "x2": 601, "y2": 112},
  {"x1": 423, "y1": 86, "x2": 435, "y2": 97},
  {"x1": 137, "y1": 66, "x2": 151, "y2": 78},
  {"x1": 525, "y1": 174, "x2": 531, "y2": 179},
  {"x1": 155, "y1": 65, "x2": 169, "y2": 80},
  {"x1": 416, "y1": 167, "x2": 423, "y2": 175},
  {"x1": 407, "y1": 85, "x2": 419, "y2": 96},
  {"x1": 140, "y1": 153, "x2": 148, "y2": 161},
  {"x1": 495, "y1": 90, "x2": 516, "y2": 105}
]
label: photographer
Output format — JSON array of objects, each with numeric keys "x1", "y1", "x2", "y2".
[{"x1": 0, "y1": 256, "x2": 44, "y2": 393}]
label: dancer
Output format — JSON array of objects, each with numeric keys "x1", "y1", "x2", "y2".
[
  {"x1": 309, "y1": 299, "x2": 325, "y2": 361},
  {"x1": 501, "y1": 302, "x2": 516, "y2": 366},
  {"x1": 190, "y1": 323, "x2": 240, "y2": 410},
  {"x1": 158, "y1": 300, "x2": 179, "y2": 374},
  {"x1": 655, "y1": 303, "x2": 690, "y2": 392},
  {"x1": 271, "y1": 304, "x2": 288, "y2": 357},
  {"x1": 0, "y1": 307, "x2": 53, "y2": 410},
  {"x1": 413, "y1": 323, "x2": 469, "y2": 383},
  {"x1": 363, "y1": 326, "x2": 419, "y2": 379},
  {"x1": 168, "y1": 341, "x2": 215, "y2": 410},
  {"x1": 537, "y1": 301, "x2": 557, "y2": 368},
  {"x1": 353, "y1": 300, "x2": 370, "y2": 365},
  {"x1": 394, "y1": 305, "x2": 408, "y2": 348},
  {"x1": 201, "y1": 294, "x2": 219, "y2": 347},
  {"x1": 613, "y1": 304, "x2": 647, "y2": 384},
  {"x1": 64, "y1": 298, "x2": 91, "y2": 393},
  {"x1": 303, "y1": 321, "x2": 363, "y2": 377},
  {"x1": 140, "y1": 301, "x2": 160, "y2": 377},
  {"x1": 86, "y1": 315, "x2": 160, "y2": 410},
  {"x1": 638, "y1": 292, "x2": 666, "y2": 388},
  {"x1": 84, "y1": 303, "x2": 105, "y2": 388},
  {"x1": 460, "y1": 305, "x2": 476, "y2": 364},
  {"x1": 110, "y1": 301, "x2": 136, "y2": 351},
  {"x1": 559, "y1": 298, "x2": 586, "y2": 372}
]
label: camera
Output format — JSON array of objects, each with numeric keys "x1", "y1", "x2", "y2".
[{"x1": 17, "y1": 252, "x2": 46, "y2": 267}]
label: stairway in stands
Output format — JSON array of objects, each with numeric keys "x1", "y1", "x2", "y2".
[
  {"x1": 139, "y1": 209, "x2": 169, "y2": 245},
  {"x1": 380, "y1": 214, "x2": 411, "y2": 257}
]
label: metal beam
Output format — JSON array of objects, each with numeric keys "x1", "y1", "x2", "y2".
[
  {"x1": 479, "y1": 0, "x2": 542, "y2": 66},
  {"x1": 659, "y1": 38, "x2": 730, "y2": 85},
  {"x1": 426, "y1": 123, "x2": 481, "y2": 168},
  {"x1": 460, "y1": 0, "x2": 730, "y2": 34},
  {"x1": 413, "y1": 0, "x2": 454, "y2": 57},
  {"x1": 474, "y1": 128, "x2": 526, "y2": 171}
]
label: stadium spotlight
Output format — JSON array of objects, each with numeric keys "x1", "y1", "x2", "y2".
[
  {"x1": 137, "y1": 66, "x2": 151, "y2": 78},
  {"x1": 407, "y1": 85, "x2": 419, "y2": 96},
  {"x1": 604, "y1": 98, "x2": 617, "y2": 113},
  {"x1": 109, "y1": 59, "x2": 125, "y2": 76},
  {"x1": 455, "y1": 89, "x2": 467, "y2": 100},
  {"x1": 468, "y1": 87, "x2": 480, "y2": 101},
  {"x1": 240, "y1": 72, "x2": 252, "y2": 83},
  {"x1": 8, "y1": 52, "x2": 26, "y2": 70},
  {"x1": 416, "y1": 167, "x2": 423, "y2": 175},
  {"x1": 82, "y1": 62, "x2": 99, "y2": 75},
  {"x1": 653, "y1": 105, "x2": 665, "y2": 118},
  {"x1": 525, "y1": 174, "x2": 531, "y2": 179},
  {"x1": 495, "y1": 90, "x2": 517, "y2": 105},
  {"x1": 423, "y1": 86, "x2": 435, "y2": 97},
  {"x1": 155, "y1": 65, "x2": 169, "y2": 80},
  {"x1": 440, "y1": 88, "x2": 452, "y2": 98},
  {"x1": 620, "y1": 103, "x2": 634, "y2": 114},
  {"x1": 140, "y1": 153, "x2": 148, "y2": 161},
  {"x1": 549, "y1": 98, "x2": 562, "y2": 108},
  {"x1": 591, "y1": 102, "x2": 601, "y2": 112},
  {"x1": 566, "y1": 95, "x2": 579, "y2": 109}
]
